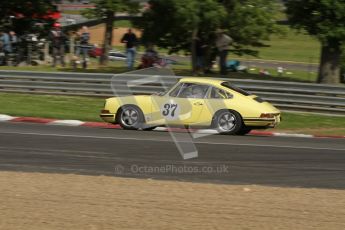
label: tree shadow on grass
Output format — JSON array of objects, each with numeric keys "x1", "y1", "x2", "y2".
[
  {"x1": 61, "y1": 66, "x2": 129, "y2": 74},
  {"x1": 58, "y1": 65, "x2": 317, "y2": 83},
  {"x1": 173, "y1": 69, "x2": 317, "y2": 83}
]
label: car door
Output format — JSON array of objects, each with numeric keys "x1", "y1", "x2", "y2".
[
  {"x1": 200, "y1": 86, "x2": 234, "y2": 126},
  {"x1": 150, "y1": 82, "x2": 210, "y2": 125}
]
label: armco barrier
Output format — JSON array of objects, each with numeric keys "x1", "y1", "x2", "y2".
[{"x1": 0, "y1": 70, "x2": 344, "y2": 115}]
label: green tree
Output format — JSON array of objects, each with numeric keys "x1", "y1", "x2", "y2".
[
  {"x1": 0, "y1": 0, "x2": 56, "y2": 34},
  {"x1": 286, "y1": 0, "x2": 345, "y2": 84},
  {"x1": 137, "y1": 0, "x2": 226, "y2": 73},
  {"x1": 220, "y1": 0, "x2": 280, "y2": 56},
  {"x1": 83, "y1": 0, "x2": 139, "y2": 64},
  {"x1": 136, "y1": 0, "x2": 279, "y2": 72}
]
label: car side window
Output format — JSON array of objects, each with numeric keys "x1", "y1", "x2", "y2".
[
  {"x1": 177, "y1": 83, "x2": 209, "y2": 99},
  {"x1": 209, "y1": 87, "x2": 232, "y2": 99},
  {"x1": 169, "y1": 83, "x2": 183, "y2": 97}
]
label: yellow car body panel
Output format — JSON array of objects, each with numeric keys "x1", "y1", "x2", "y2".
[{"x1": 100, "y1": 77, "x2": 281, "y2": 128}]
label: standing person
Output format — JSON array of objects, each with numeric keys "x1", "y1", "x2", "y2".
[
  {"x1": 121, "y1": 28, "x2": 138, "y2": 70},
  {"x1": 215, "y1": 29, "x2": 232, "y2": 76},
  {"x1": 9, "y1": 31, "x2": 19, "y2": 65},
  {"x1": 195, "y1": 37, "x2": 207, "y2": 75},
  {"x1": 0, "y1": 31, "x2": 12, "y2": 65},
  {"x1": 49, "y1": 23, "x2": 66, "y2": 67},
  {"x1": 0, "y1": 31, "x2": 5, "y2": 65},
  {"x1": 9, "y1": 31, "x2": 18, "y2": 49},
  {"x1": 77, "y1": 26, "x2": 91, "y2": 69}
]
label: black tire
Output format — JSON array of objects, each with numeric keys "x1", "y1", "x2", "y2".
[
  {"x1": 237, "y1": 127, "x2": 252, "y2": 135},
  {"x1": 142, "y1": 126, "x2": 157, "y2": 131},
  {"x1": 212, "y1": 110, "x2": 243, "y2": 135},
  {"x1": 117, "y1": 105, "x2": 145, "y2": 130}
]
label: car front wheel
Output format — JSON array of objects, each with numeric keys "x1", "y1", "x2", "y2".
[{"x1": 118, "y1": 105, "x2": 143, "y2": 130}]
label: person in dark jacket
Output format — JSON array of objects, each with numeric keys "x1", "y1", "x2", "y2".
[
  {"x1": 121, "y1": 28, "x2": 138, "y2": 70},
  {"x1": 195, "y1": 37, "x2": 207, "y2": 74},
  {"x1": 49, "y1": 23, "x2": 66, "y2": 67}
]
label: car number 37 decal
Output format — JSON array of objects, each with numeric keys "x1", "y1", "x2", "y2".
[{"x1": 162, "y1": 103, "x2": 178, "y2": 117}]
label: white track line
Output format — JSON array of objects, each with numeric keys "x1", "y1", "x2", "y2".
[{"x1": 0, "y1": 115, "x2": 16, "y2": 122}]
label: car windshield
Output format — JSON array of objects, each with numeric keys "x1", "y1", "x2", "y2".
[
  {"x1": 153, "y1": 81, "x2": 180, "y2": 96},
  {"x1": 221, "y1": 81, "x2": 251, "y2": 96},
  {"x1": 177, "y1": 83, "x2": 209, "y2": 98}
]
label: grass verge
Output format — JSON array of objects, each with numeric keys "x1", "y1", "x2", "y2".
[
  {"x1": 228, "y1": 26, "x2": 321, "y2": 63},
  {"x1": 0, "y1": 92, "x2": 344, "y2": 135},
  {"x1": 0, "y1": 93, "x2": 104, "y2": 122}
]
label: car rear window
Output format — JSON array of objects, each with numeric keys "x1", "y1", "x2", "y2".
[
  {"x1": 209, "y1": 87, "x2": 233, "y2": 99},
  {"x1": 253, "y1": 96, "x2": 265, "y2": 103},
  {"x1": 221, "y1": 82, "x2": 251, "y2": 96}
]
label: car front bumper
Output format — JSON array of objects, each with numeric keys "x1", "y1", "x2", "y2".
[
  {"x1": 100, "y1": 113, "x2": 116, "y2": 123},
  {"x1": 244, "y1": 114, "x2": 281, "y2": 128}
]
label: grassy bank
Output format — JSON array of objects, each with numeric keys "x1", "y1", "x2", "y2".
[
  {"x1": 229, "y1": 26, "x2": 320, "y2": 63},
  {"x1": 0, "y1": 93, "x2": 344, "y2": 135}
]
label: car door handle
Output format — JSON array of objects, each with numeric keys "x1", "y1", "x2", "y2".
[{"x1": 193, "y1": 102, "x2": 204, "y2": 106}]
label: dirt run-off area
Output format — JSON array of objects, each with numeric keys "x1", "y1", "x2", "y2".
[{"x1": 0, "y1": 171, "x2": 344, "y2": 230}]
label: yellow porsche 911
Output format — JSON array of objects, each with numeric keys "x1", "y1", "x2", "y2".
[{"x1": 100, "y1": 78, "x2": 281, "y2": 135}]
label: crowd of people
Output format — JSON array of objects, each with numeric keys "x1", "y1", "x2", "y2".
[
  {"x1": 49, "y1": 23, "x2": 91, "y2": 69},
  {"x1": 1, "y1": 24, "x2": 234, "y2": 75},
  {"x1": 0, "y1": 23, "x2": 92, "y2": 68},
  {"x1": 48, "y1": 25, "x2": 141, "y2": 70}
]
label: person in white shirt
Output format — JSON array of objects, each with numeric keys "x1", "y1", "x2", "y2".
[{"x1": 215, "y1": 29, "x2": 233, "y2": 75}]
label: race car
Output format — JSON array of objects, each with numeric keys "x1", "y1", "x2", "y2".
[{"x1": 100, "y1": 78, "x2": 281, "y2": 135}]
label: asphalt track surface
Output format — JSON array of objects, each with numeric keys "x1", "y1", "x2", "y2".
[{"x1": 0, "y1": 122, "x2": 344, "y2": 189}]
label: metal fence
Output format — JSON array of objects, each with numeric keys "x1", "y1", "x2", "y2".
[{"x1": 0, "y1": 70, "x2": 344, "y2": 116}]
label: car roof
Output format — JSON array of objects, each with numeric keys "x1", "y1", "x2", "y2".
[{"x1": 179, "y1": 77, "x2": 226, "y2": 86}]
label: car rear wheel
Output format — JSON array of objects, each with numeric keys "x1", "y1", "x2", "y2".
[
  {"x1": 213, "y1": 110, "x2": 243, "y2": 135},
  {"x1": 118, "y1": 105, "x2": 143, "y2": 130}
]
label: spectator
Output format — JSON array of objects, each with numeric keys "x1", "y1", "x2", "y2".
[
  {"x1": 0, "y1": 34, "x2": 4, "y2": 65},
  {"x1": 49, "y1": 23, "x2": 67, "y2": 67},
  {"x1": 9, "y1": 31, "x2": 19, "y2": 65},
  {"x1": 76, "y1": 26, "x2": 90, "y2": 69},
  {"x1": 215, "y1": 29, "x2": 232, "y2": 76},
  {"x1": 0, "y1": 31, "x2": 12, "y2": 65},
  {"x1": 9, "y1": 31, "x2": 18, "y2": 50},
  {"x1": 121, "y1": 28, "x2": 138, "y2": 70},
  {"x1": 195, "y1": 37, "x2": 207, "y2": 75},
  {"x1": 140, "y1": 44, "x2": 159, "y2": 68}
]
